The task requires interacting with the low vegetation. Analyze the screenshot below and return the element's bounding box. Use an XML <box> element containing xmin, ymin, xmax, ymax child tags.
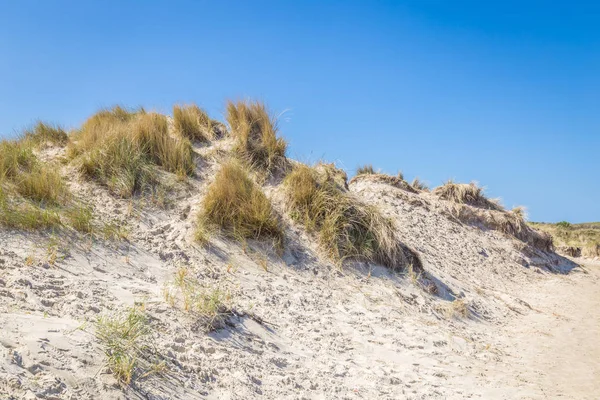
<box><xmin>411</xmin><ymin>177</ymin><xmax>429</xmax><ymax>191</ymax></box>
<box><xmin>69</xmin><ymin>106</ymin><xmax>194</xmax><ymax>197</ymax></box>
<box><xmin>163</xmin><ymin>267</ymin><xmax>231</xmax><ymax>330</ymax></box>
<box><xmin>197</xmin><ymin>162</ymin><xmax>283</xmax><ymax>246</ymax></box>
<box><xmin>284</xmin><ymin>164</ymin><xmax>418</xmax><ymax>270</ymax></box>
<box><xmin>96</xmin><ymin>306</ymin><xmax>164</xmax><ymax>386</ymax></box>
<box><xmin>226</xmin><ymin>100</ymin><xmax>287</xmax><ymax>173</ymax></box>
<box><xmin>433</xmin><ymin>180</ymin><xmax>502</xmax><ymax>210</ymax></box>
<box><xmin>23</xmin><ymin>122</ymin><xmax>68</xmax><ymax>147</ymax></box>
<box><xmin>173</xmin><ymin>104</ymin><xmax>215</xmax><ymax>142</ymax></box>
<box><xmin>356</xmin><ymin>164</ymin><xmax>375</xmax><ymax>175</ymax></box>
<box><xmin>530</xmin><ymin>221</ymin><xmax>600</xmax><ymax>257</ymax></box>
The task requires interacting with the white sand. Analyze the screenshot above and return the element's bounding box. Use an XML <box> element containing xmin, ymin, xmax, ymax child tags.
<box><xmin>0</xmin><ymin>142</ymin><xmax>596</xmax><ymax>399</ymax></box>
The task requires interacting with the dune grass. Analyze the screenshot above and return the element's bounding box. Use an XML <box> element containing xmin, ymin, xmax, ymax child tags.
<box><xmin>356</xmin><ymin>164</ymin><xmax>375</xmax><ymax>176</ymax></box>
<box><xmin>284</xmin><ymin>164</ymin><xmax>413</xmax><ymax>270</ymax></box>
<box><xmin>163</xmin><ymin>267</ymin><xmax>231</xmax><ymax>330</ymax></box>
<box><xmin>433</xmin><ymin>180</ymin><xmax>502</xmax><ymax>210</ymax></box>
<box><xmin>23</xmin><ymin>122</ymin><xmax>68</xmax><ymax>147</ymax></box>
<box><xmin>411</xmin><ymin>177</ymin><xmax>429</xmax><ymax>191</ymax></box>
<box><xmin>226</xmin><ymin>100</ymin><xmax>287</xmax><ymax>173</ymax></box>
<box><xmin>197</xmin><ymin>162</ymin><xmax>283</xmax><ymax>246</ymax></box>
<box><xmin>173</xmin><ymin>104</ymin><xmax>215</xmax><ymax>142</ymax></box>
<box><xmin>70</xmin><ymin>107</ymin><xmax>194</xmax><ymax>197</ymax></box>
<box><xmin>96</xmin><ymin>306</ymin><xmax>164</xmax><ymax>386</ymax></box>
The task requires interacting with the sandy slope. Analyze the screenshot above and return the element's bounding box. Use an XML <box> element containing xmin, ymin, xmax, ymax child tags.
<box><xmin>0</xmin><ymin>142</ymin><xmax>595</xmax><ymax>399</ymax></box>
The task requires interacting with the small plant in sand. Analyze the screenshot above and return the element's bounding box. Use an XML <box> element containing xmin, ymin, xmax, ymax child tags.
<box><xmin>411</xmin><ymin>177</ymin><xmax>429</xmax><ymax>191</ymax></box>
<box><xmin>284</xmin><ymin>164</ymin><xmax>417</xmax><ymax>271</ymax></box>
<box><xmin>96</xmin><ymin>305</ymin><xmax>165</xmax><ymax>386</ymax></box>
<box><xmin>443</xmin><ymin>298</ymin><xmax>469</xmax><ymax>319</ymax></box>
<box><xmin>197</xmin><ymin>162</ymin><xmax>283</xmax><ymax>247</ymax></box>
<box><xmin>164</xmin><ymin>267</ymin><xmax>232</xmax><ymax>330</ymax></box>
<box><xmin>65</xmin><ymin>204</ymin><xmax>94</xmax><ymax>233</ymax></box>
<box><xmin>102</xmin><ymin>221</ymin><xmax>129</xmax><ymax>241</ymax></box>
<box><xmin>69</xmin><ymin>106</ymin><xmax>194</xmax><ymax>197</ymax></box>
<box><xmin>173</xmin><ymin>104</ymin><xmax>215</xmax><ymax>142</ymax></box>
<box><xmin>356</xmin><ymin>164</ymin><xmax>375</xmax><ymax>176</ymax></box>
<box><xmin>226</xmin><ymin>100</ymin><xmax>287</xmax><ymax>173</ymax></box>
<box><xmin>433</xmin><ymin>180</ymin><xmax>502</xmax><ymax>210</ymax></box>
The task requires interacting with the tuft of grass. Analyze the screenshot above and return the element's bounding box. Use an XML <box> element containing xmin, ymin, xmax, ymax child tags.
<box><xmin>96</xmin><ymin>306</ymin><xmax>163</xmax><ymax>386</ymax></box>
<box><xmin>511</xmin><ymin>206</ymin><xmax>527</xmax><ymax>220</ymax></box>
<box><xmin>173</xmin><ymin>104</ymin><xmax>214</xmax><ymax>142</ymax></box>
<box><xmin>15</xmin><ymin>164</ymin><xmax>68</xmax><ymax>206</ymax></box>
<box><xmin>102</xmin><ymin>221</ymin><xmax>129</xmax><ymax>241</ymax></box>
<box><xmin>411</xmin><ymin>177</ymin><xmax>429</xmax><ymax>191</ymax></box>
<box><xmin>65</xmin><ymin>204</ymin><xmax>94</xmax><ymax>233</ymax></box>
<box><xmin>356</xmin><ymin>164</ymin><xmax>375</xmax><ymax>176</ymax></box>
<box><xmin>0</xmin><ymin>140</ymin><xmax>37</xmax><ymax>180</ymax></box>
<box><xmin>70</xmin><ymin>107</ymin><xmax>194</xmax><ymax>197</ymax></box>
<box><xmin>197</xmin><ymin>162</ymin><xmax>283</xmax><ymax>245</ymax></box>
<box><xmin>433</xmin><ymin>180</ymin><xmax>502</xmax><ymax>210</ymax></box>
<box><xmin>0</xmin><ymin>197</ymin><xmax>62</xmax><ymax>230</ymax></box>
<box><xmin>443</xmin><ymin>298</ymin><xmax>469</xmax><ymax>319</ymax></box>
<box><xmin>226</xmin><ymin>100</ymin><xmax>287</xmax><ymax>173</ymax></box>
<box><xmin>23</xmin><ymin>122</ymin><xmax>68</xmax><ymax>147</ymax></box>
<box><xmin>284</xmin><ymin>164</ymin><xmax>417</xmax><ymax>270</ymax></box>
<box><xmin>164</xmin><ymin>267</ymin><xmax>231</xmax><ymax>330</ymax></box>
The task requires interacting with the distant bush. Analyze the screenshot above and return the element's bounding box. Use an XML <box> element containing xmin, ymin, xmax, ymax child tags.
<box><xmin>197</xmin><ymin>162</ymin><xmax>283</xmax><ymax>246</ymax></box>
<box><xmin>556</xmin><ymin>221</ymin><xmax>572</xmax><ymax>229</ymax></box>
<box><xmin>226</xmin><ymin>100</ymin><xmax>287</xmax><ymax>173</ymax></box>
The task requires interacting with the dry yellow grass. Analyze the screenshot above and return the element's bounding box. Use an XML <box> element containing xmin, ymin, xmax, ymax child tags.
<box><xmin>23</xmin><ymin>122</ymin><xmax>68</xmax><ymax>147</ymax></box>
<box><xmin>356</xmin><ymin>164</ymin><xmax>375</xmax><ymax>175</ymax></box>
<box><xmin>70</xmin><ymin>107</ymin><xmax>194</xmax><ymax>197</ymax></box>
<box><xmin>434</xmin><ymin>180</ymin><xmax>502</xmax><ymax>210</ymax></box>
<box><xmin>226</xmin><ymin>100</ymin><xmax>287</xmax><ymax>173</ymax></box>
<box><xmin>284</xmin><ymin>164</ymin><xmax>419</xmax><ymax>270</ymax></box>
<box><xmin>197</xmin><ymin>162</ymin><xmax>283</xmax><ymax>245</ymax></box>
<box><xmin>173</xmin><ymin>104</ymin><xmax>215</xmax><ymax>142</ymax></box>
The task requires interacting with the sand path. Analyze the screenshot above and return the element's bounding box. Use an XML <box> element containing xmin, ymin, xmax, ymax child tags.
<box><xmin>480</xmin><ymin>259</ymin><xmax>600</xmax><ymax>399</ymax></box>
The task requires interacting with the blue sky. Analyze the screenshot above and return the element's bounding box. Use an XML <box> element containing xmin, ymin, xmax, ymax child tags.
<box><xmin>0</xmin><ymin>1</ymin><xmax>597</xmax><ymax>222</ymax></box>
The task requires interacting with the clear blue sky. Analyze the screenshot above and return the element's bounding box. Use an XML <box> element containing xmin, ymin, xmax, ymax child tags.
<box><xmin>0</xmin><ymin>1</ymin><xmax>597</xmax><ymax>222</ymax></box>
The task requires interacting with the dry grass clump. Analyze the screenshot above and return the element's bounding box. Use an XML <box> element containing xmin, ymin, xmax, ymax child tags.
<box><xmin>197</xmin><ymin>162</ymin><xmax>283</xmax><ymax>245</ymax></box>
<box><xmin>356</xmin><ymin>164</ymin><xmax>375</xmax><ymax>175</ymax></box>
<box><xmin>349</xmin><ymin>171</ymin><xmax>418</xmax><ymax>194</ymax></box>
<box><xmin>452</xmin><ymin>205</ymin><xmax>553</xmax><ymax>252</ymax></box>
<box><xmin>23</xmin><ymin>122</ymin><xmax>68</xmax><ymax>147</ymax></box>
<box><xmin>442</xmin><ymin>298</ymin><xmax>469</xmax><ymax>319</ymax></box>
<box><xmin>96</xmin><ymin>306</ymin><xmax>164</xmax><ymax>386</ymax></box>
<box><xmin>433</xmin><ymin>180</ymin><xmax>502</xmax><ymax>210</ymax></box>
<box><xmin>70</xmin><ymin>107</ymin><xmax>194</xmax><ymax>197</ymax></box>
<box><xmin>226</xmin><ymin>100</ymin><xmax>287</xmax><ymax>173</ymax></box>
<box><xmin>284</xmin><ymin>164</ymin><xmax>419</xmax><ymax>270</ymax></box>
<box><xmin>411</xmin><ymin>177</ymin><xmax>429</xmax><ymax>191</ymax></box>
<box><xmin>173</xmin><ymin>104</ymin><xmax>217</xmax><ymax>142</ymax></box>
